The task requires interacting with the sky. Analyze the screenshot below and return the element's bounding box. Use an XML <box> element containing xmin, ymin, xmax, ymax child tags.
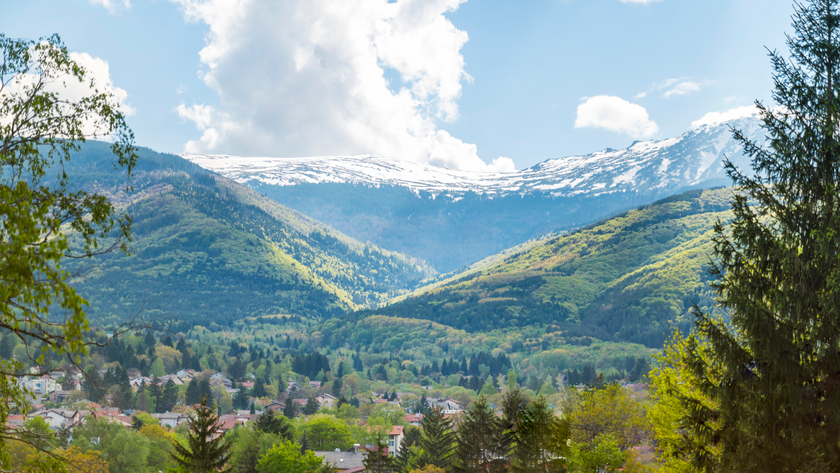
<box><xmin>3</xmin><ymin>0</ymin><xmax>793</xmax><ymax>172</ymax></box>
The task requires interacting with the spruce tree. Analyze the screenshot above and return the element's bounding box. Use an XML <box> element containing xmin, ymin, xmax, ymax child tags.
<box><xmin>255</xmin><ymin>408</ymin><xmax>293</xmax><ymax>440</ymax></box>
<box><xmin>283</xmin><ymin>399</ymin><xmax>299</xmax><ymax>419</ymax></box>
<box><xmin>454</xmin><ymin>396</ymin><xmax>505</xmax><ymax>472</ymax></box>
<box><xmin>171</xmin><ymin>397</ymin><xmax>231</xmax><ymax>472</ymax></box>
<box><xmin>512</xmin><ymin>397</ymin><xmax>569</xmax><ymax>472</ymax></box>
<box><xmin>681</xmin><ymin>1</ymin><xmax>840</xmax><ymax>471</ymax></box>
<box><xmin>417</xmin><ymin>406</ymin><xmax>456</xmax><ymax>470</ymax></box>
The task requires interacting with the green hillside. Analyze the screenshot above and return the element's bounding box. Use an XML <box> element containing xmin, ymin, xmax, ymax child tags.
<box><xmin>62</xmin><ymin>143</ymin><xmax>434</xmax><ymax>325</ymax></box>
<box><xmin>364</xmin><ymin>188</ymin><xmax>733</xmax><ymax>347</ymax></box>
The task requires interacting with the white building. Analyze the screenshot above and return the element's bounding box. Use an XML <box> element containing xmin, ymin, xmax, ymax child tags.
<box><xmin>20</xmin><ymin>376</ymin><xmax>61</xmax><ymax>395</ymax></box>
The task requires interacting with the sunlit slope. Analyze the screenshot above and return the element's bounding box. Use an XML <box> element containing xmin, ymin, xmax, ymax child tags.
<box><xmin>63</xmin><ymin>143</ymin><xmax>433</xmax><ymax>325</ymax></box>
<box><xmin>364</xmin><ymin>188</ymin><xmax>732</xmax><ymax>347</ymax></box>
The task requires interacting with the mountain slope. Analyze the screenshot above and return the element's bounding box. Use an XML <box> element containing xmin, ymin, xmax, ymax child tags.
<box><xmin>62</xmin><ymin>142</ymin><xmax>433</xmax><ymax>325</ymax></box>
<box><xmin>359</xmin><ymin>188</ymin><xmax>733</xmax><ymax>347</ymax></box>
<box><xmin>182</xmin><ymin>117</ymin><xmax>762</xmax><ymax>271</ymax></box>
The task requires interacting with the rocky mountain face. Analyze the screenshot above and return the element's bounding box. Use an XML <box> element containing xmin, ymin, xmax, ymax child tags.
<box><xmin>182</xmin><ymin>117</ymin><xmax>764</xmax><ymax>272</ymax></box>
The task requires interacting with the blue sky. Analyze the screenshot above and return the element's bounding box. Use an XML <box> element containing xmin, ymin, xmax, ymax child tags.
<box><xmin>4</xmin><ymin>0</ymin><xmax>792</xmax><ymax>171</ymax></box>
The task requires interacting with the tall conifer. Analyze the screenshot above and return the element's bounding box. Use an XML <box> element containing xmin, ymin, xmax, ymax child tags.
<box><xmin>683</xmin><ymin>1</ymin><xmax>840</xmax><ymax>471</ymax></box>
<box><xmin>171</xmin><ymin>397</ymin><xmax>231</xmax><ymax>472</ymax></box>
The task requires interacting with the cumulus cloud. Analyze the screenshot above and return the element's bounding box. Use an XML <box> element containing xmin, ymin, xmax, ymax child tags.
<box><xmin>691</xmin><ymin>105</ymin><xmax>759</xmax><ymax>128</ymax></box>
<box><xmin>0</xmin><ymin>48</ymin><xmax>133</xmax><ymax>137</ymax></box>
<box><xmin>89</xmin><ymin>0</ymin><xmax>131</xmax><ymax>14</ymax></box>
<box><xmin>574</xmin><ymin>95</ymin><xmax>659</xmax><ymax>139</ymax></box>
<box><xmin>169</xmin><ymin>0</ymin><xmax>511</xmax><ymax>172</ymax></box>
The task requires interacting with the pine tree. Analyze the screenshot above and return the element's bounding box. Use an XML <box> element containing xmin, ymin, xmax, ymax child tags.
<box><xmin>186</xmin><ymin>378</ymin><xmax>201</xmax><ymax>406</ymax></box>
<box><xmin>674</xmin><ymin>1</ymin><xmax>840</xmax><ymax>471</ymax></box>
<box><xmin>417</xmin><ymin>406</ymin><xmax>456</xmax><ymax>470</ymax></box>
<box><xmin>302</xmin><ymin>397</ymin><xmax>320</xmax><ymax>415</ymax></box>
<box><xmin>454</xmin><ymin>396</ymin><xmax>505</xmax><ymax>472</ymax></box>
<box><xmin>171</xmin><ymin>397</ymin><xmax>231</xmax><ymax>472</ymax></box>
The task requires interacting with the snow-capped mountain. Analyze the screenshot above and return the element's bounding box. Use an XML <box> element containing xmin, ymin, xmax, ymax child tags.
<box><xmin>180</xmin><ymin>116</ymin><xmax>764</xmax><ymax>272</ymax></box>
<box><xmin>182</xmin><ymin>116</ymin><xmax>763</xmax><ymax>198</ymax></box>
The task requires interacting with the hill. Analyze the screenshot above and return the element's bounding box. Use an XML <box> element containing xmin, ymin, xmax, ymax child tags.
<box><xmin>361</xmin><ymin>188</ymin><xmax>734</xmax><ymax>347</ymax></box>
<box><xmin>61</xmin><ymin>142</ymin><xmax>434</xmax><ymax>325</ymax></box>
<box><xmin>183</xmin><ymin>117</ymin><xmax>761</xmax><ymax>272</ymax></box>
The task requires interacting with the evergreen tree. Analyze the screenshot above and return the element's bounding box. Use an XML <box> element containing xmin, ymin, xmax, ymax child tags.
<box><xmin>0</xmin><ymin>334</ymin><xmax>15</xmax><ymax>359</ymax></box>
<box><xmin>512</xmin><ymin>396</ymin><xmax>569</xmax><ymax>472</ymax></box>
<box><xmin>417</xmin><ymin>406</ymin><xmax>456</xmax><ymax>470</ymax></box>
<box><xmin>669</xmin><ymin>2</ymin><xmax>840</xmax><ymax>471</ymax></box>
<box><xmin>252</xmin><ymin>378</ymin><xmax>267</xmax><ymax>398</ymax></box>
<box><xmin>394</xmin><ymin>425</ymin><xmax>422</xmax><ymax>472</ymax></box>
<box><xmin>159</xmin><ymin>379</ymin><xmax>178</xmax><ymax>412</ymax></box>
<box><xmin>186</xmin><ymin>378</ymin><xmax>201</xmax><ymax>406</ymax></box>
<box><xmin>302</xmin><ymin>397</ymin><xmax>320</xmax><ymax>415</ymax></box>
<box><xmin>171</xmin><ymin>397</ymin><xmax>231</xmax><ymax>472</ymax></box>
<box><xmin>363</xmin><ymin>434</ymin><xmax>394</xmax><ymax>473</ymax></box>
<box><xmin>255</xmin><ymin>409</ymin><xmax>293</xmax><ymax>440</ymax></box>
<box><xmin>143</xmin><ymin>331</ymin><xmax>156</xmax><ymax>348</ymax></box>
<box><xmin>332</xmin><ymin>377</ymin><xmax>343</xmax><ymax>398</ymax></box>
<box><xmin>454</xmin><ymin>396</ymin><xmax>505</xmax><ymax>472</ymax></box>
<box><xmin>283</xmin><ymin>399</ymin><xmax>299</xmax><ymax>419</ymax></box>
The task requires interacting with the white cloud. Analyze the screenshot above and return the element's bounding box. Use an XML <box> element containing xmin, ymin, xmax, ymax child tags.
<box><xmin>691</xmin><ymin>105</ymin><xmax>759</xmax><ymax>128</ymax></box>
<box><xmin>618</xmin><ymin>0</ymin><xmax>662</xmax><ymax>4</ymax></box>
<box><xmin>663</xmin><ymin>80</ymin><xmax>712</xmax><ymax>98</ymax></box>
<box><xmin>574</xmin><ymin>95</ymin><xmax>659</xmax><ymax>139</ymax></box>
<box><xmin>0</xmin><ymin>48</ymin><xmax>133</xmax><ymax>138</ymax></box>
<box><xmin>632</xmin><ymin>91</ymin><xmax>647</xmax><ymax>100</ymax></box>
<box><xmin>89</xmin><ymin>0</ymin><xmax>131</xmax><ymax>14</ymax></box>
<box><xmin>169</xmin><ymin>0</ymin><xmax>511</xmax><ymax>172</ymax></box>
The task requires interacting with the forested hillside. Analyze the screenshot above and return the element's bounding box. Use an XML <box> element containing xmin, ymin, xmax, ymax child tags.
<box><xmin>62</xmin><ymin>143</ymin><xmax>434</xmax><ymax>325</ymax></box>
<box><xmin>364</xmin><ymin>188</ymin><xmax>733</xmax><ymax>347</ymax></box>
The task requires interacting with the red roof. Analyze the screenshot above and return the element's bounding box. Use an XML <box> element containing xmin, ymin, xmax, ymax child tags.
<box><xmin>389</xmin><ymin>425</ymin><xmax>404</xmax><ymax>436</ymax></box>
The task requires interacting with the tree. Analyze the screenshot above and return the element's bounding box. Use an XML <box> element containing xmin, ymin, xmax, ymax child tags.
<box><xmin>150</xmin><ymin>358</ymin><xmax>165</xmax><ymax>377</ymax></box>
<box><xmin>255</xmin><ymin>408</ymin><xmax>293</xmax><ymax>439</ymax></box>
<box><xmin>454</xmin><ymin>396</ymin><xmax>504</xmax><ymax>472</ymax></box>
<box><xmin>303</xmin><ymin>415</ymin><xmax>353</xmax><ymax>451</ymax></box>
<box><xmin>0</xmin><ymin>33</ymin><xmax>136</xmax><ymax>455</ymax></box>
<box><xmin>568</xmin><ymin>434</ymin><xmax>626</xmax><ymax>473</ymax></box>
<box><xmin>303</xmin><ymin>397</ymin><xmax>320</xmax><ymax>415</ymax></box>
<box><xmin>416</xmin><ymin>406</ymin><xmax>456</xmax><ymax>470</ymax></box>
<box><xmin>72</xmin><ymin>416</ymin><xmax>150</xmax><ymax>473</ymax></box>
<box><xmin>512</xmin><ymin>396</ymin><xmax>569</xmax><ymax>472</ymax></box>
<box><xmin>171</xmin><ymin>397</ymin><xmax>231</xmax><ymax>472</ymax></box>
<box><xmin>363</xmin><ymin>434</ymin><xmax>394</xmax><ymax>473</ymax></box>
<box><xmin>59</xmin><ymin>446</ymin><xmax>110</xmax><ymax>473</ymax></box>
<box><xmin>256</xmin><ymin>440</ymin><xmax>329</xmax><ymax>473</ymax></box>
<box><xmin>671</xmin><ymin>1</ymin><xmax>840</xmax><ymax>471</ymax></box>
<box><xmin>569</xmin><ymin>384</ymin><xmax>649</xmax><ymax>451</ymax></box>
<box><xmin>227</xmin><ymin>427</ymin><xmax>286</xmax><ymax>473</ymax></box>
<box><xmin>284</xmin><ymin>399</ymin><xmax>299</xmax><ymax>419</ymax></box>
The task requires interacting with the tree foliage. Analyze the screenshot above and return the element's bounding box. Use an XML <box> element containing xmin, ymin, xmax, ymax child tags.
<box><xmin>0</xmin><ymin>32</ymin><xmax>136</xmax><ymax>453</ymax></box>
<box><xmin>170</xmin><ymin>397</ymin><xmax>231</xmax><ymax>472</ymax></box>
<box><xmin>675</xmin><ymin>1</ymin><xmax>840</xmax><ymax>471</ymax></box>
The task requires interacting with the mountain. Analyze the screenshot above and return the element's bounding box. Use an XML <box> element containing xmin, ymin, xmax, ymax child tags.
<box><xmin>182</xmin><ymin>117</ymin><xmax>762</xmax><ymax>272</ymax></box>
<box><xmin>357</xmin><ymin>188</ymin><xmax>734</xmax><ymax>348</ymax></box>
<box><xmin>61</xmin><ymin>142</ymin><xmax>434</xmax><ymax>326</ymax></box>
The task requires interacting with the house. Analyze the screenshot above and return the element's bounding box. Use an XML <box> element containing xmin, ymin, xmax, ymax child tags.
<box><xmin>48</xmin><ymin>390</ymin><xmax>74</xmax><ymax>404</ymax></box>
<box><xmin>263</xmin><ymin>401</ymin><xmax>284</xmax><ymax>413</ymax></box>
<box><xmin>157</xmin><ymin>374</ymin><xmax>185</xmax><ymax>386</ymax></box>
<box><xmin>314</xmin><ymin>450</ymin><xmax>366</xmax><ymax>472</ymax></box>
<box><xmin>315</xmin><ymin>393</ymin><xmax>337</xmax><ymax>408</ymax></box>
<box><xmin>37</xmin><ymin>409</ymin><xmax>81</xmax><ymax>429</ymax></box>
<box><xmin>19</xmin><ymin>375</ymin><xmax>61</xmax><ymax>395</ymax></box>
<box><xmin>152</xmin><ymin>412</ymin><xmax>190</xmax><ymax>428</ymax></box>
<box><xmin>404</xmin><ymin>414</ymin><xmax>424</xmax><ymax>426</ymax></box>
<box><xmin>88</xmin><ymin>410</ymin><xmax>132</xmax><ymax>427</ymax></box>
<box><xmin>387</xmin><ymin>425</ymin><xmax>405</xmax><ymax>456</ymax></box>
<box><xmin>6</xmin><ymin>415</ymin><xmax>26</xmax><ymax>428</ymax></box>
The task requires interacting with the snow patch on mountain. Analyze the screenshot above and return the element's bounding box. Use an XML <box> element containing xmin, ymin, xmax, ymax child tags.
<box><xmin>181</xmin><ymin>117</ymin><xmax>764</xmax><ymax>198</ymax></box>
